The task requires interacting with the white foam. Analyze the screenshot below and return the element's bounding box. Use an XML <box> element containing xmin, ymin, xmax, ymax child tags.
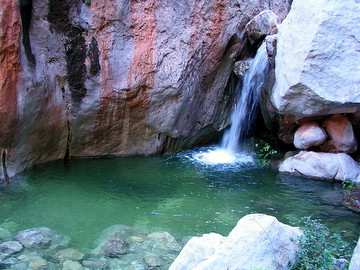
<box><xmin>192</xmin><ymin>148</ymin><xmax>253</xmax><ymax>166</ymax></box>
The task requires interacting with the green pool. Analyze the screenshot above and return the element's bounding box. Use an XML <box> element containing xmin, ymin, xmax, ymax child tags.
<box><xmin>1</xmin><ymin>147</ymin><xmax>359</xmax><ymax>254</ymax></box>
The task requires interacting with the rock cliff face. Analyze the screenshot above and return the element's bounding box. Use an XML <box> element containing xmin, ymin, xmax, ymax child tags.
<box><xmin>0</xmin><ymin>0</ymin><xmax>291</xmax><ymax>179</ymax></box>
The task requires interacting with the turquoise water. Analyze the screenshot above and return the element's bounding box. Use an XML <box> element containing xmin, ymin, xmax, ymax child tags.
<box><xmin>1</xmin><ymin>147</ymin><xmax>359</xmax><ymax>252</ymax></box>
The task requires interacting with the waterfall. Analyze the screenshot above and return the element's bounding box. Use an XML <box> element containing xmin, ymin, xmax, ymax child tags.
<box><xmin>192</xmin><ymin>43</ymin><xmax>270</xmax><ymax>166</ymax></box>
<box><xmin>221</xmin><ymin>43</ymin><xmax>270</xmax><ymax>153</ymax></box>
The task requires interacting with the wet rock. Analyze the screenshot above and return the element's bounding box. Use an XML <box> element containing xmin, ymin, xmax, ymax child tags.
<box><xmin>53</xmin><ymin>248</ymin><xmax>84</xmax><ymax>263</ymax></box>
<box><xmin>265</xmin><ymin>34</ymin><xmax>277</xmax><ymax>64</ymax></box>
<box><xmin>0</xmin><ymin>228</ymin><xmax>12</xmax><ymax>242</ymax></box>
<box><xmin>233</xmin><ymin>59</ymin><xmax>252</xmax><ymax>79</ymax></box>
<box><xmin>279</xmin><ymin>151</ymin><xmax>360</xmax><ymax>184</ymax></box>
<box><xmin>29</xmin><ymin>257</ymin><xmax>47</xmax><ymax>270</ymax></box>
<box><xmin>343</xmin><ymin>188</ymin><xmax>360</xmax><ymax>213</ymax></box>
<box><xmin>294</xmin><ymin>122</ymin><xmax>327</xmax><ymax>149</ymax></box>
<box><xmin>147</xmin><ymin>232</ymin><xmax>182</xmax><ymax>252</ymax></box>
<box><xmin>245</xmin><ymin>10</ymin><xmax>280</xmax><ymax>45</ymax></box>
<box><xmin>14</xmin><ymin>228</ymin><xmax>52</xmax><ymax>248</ymax></box>
<box><xmin>104</xmin><ymin>238</ymin><xmax>130</xmax><ymax>257</ymax></box>
<box><xmin>0</xmin><ymin>241</ymin><xmax>23</xmax><ymax>256</ymax></box>
<box><xmin>350</xmin><ymin>237</ymin><xmax>360</xmax><ymax>270</ymax></box>
<box><xmin>130</xmin><ymin>236</ymin><xmax>145</xmax><ymax>243</ymax></box>
<box><xmin>81</xmin><ymin>257</ymin><xmax>108</xmax><ymax>269</ymax></box>
<box><xmin>170</xmin><ymin>214</ymin><xmax>301</xmax><ymax>270</ymax></box>
<box><xmin>144</xmin><ymin>253</ymin><xmax>162</xmax><ymax>267</ymax></box>
<box><xmin>62</xmin><ymin>260</ymin><xmax>83</xmax><ymax>270</ymax></box>
<box><xmin>321</xmin><ymin>114</ymin><xmax>358</xmax><ymax>153</ymax></box>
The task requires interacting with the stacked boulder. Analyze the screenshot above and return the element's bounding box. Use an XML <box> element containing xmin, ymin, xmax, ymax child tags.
<box><xmin>269</xmin><ymin>0</ymin><xmax>360</xmax><ymax>185</ymax></box>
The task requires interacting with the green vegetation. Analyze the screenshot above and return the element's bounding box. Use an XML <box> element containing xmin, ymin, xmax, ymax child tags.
<box><xmin>254</xmin><ymin>140</ymin><xmax>277</xmax><ymax>167</ymax></box>
<box><xmin>85</xmin><ymin>0</ymin><xmax>91</xmax><ymax>6</ymax></box>
<box><xmin>342</xmin><ymin>179</ymin><xmax>358</xmax><ymax>190</ymax></box>
<box><xmin>291</xmin><ymin>217</ymin><xmax>351</xmax><ymax>270</ymax></box>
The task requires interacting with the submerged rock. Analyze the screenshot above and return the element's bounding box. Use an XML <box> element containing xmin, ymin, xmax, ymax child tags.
<box><xmin>294</xmin><ymin>122</ymin><xmax>327</xmax><ymax>149</ymax></box>
<box><xmin>53</xmin><ymin>248</ymin><xmax>84</xmax><ymax>263</ymax></box>
<box><xmin>14</xmin><ymin>228</ymin><xmax>52</xmax><ymax>249</ymax></box>
<box><xmin>0</xmin><ymin>228</ymin><xmax>12</xmax><ymax>242</ymax></box>
<box><xmin>81</xmin><ymin>258</ymin><xmax>108</xmax><ymax>269</ymax></box>
<box><xmin>62</xmin><ymin>260</ymin><xmax>83</xmax><ymax>270</ymax></box>
<box><xmin>0</xmin><ymin>241</ymin><xmax>23</xmax><ymax>257</ymax></box>
<box><xmin>279</xmin><ymin>151</ymin><xmax>360</xmax><ymax>184</ymax></box>
<box><xmin>103</xmin><ymin>238</ymin><xmax>130</xmax><ymax>257</ymax></box>
<box><xmin>169</xmin><ymin>214</ymin><xmax>301</xmax><ymax>270</ymax></box>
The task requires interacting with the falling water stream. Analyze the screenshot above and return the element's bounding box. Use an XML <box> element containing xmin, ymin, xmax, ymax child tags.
<box><xmin>195</xmin><ymin>43</ymin><xmax>270</xmax><ymax>165</ymax></box>
<box><xmin>221</xmin><ymin>43</ymin><xmax>269</xmax><ymax>152</ymax></box>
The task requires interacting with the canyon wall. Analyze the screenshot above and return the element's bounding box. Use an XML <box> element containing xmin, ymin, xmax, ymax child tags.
<box><xmin>0</xmin><ymin>0</ymin><xmax>291</xmax><ymax>179</ymax></box>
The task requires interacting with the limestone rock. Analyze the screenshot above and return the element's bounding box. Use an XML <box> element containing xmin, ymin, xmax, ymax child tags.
<box><xmin>294</xmin><ymin>122</ymin><xmax>327</xmax><ymax>149</ymax></box>
<box><xmin>279</xmin><ymin>151</ymin><xmax>360</xmax><ymax>184</ymax></box>
<box><xmin>245</xmin><ymin>10</ymin><xmax>280</xmax><ymax>45</ymax></box>
<box><xmin>14</xmin><ymin>228</ymin><xmax>52</xmax><ymax>248</ymax></box>
<box><xmin>0</xmin><ymin>0</ymin><xmax>292</xmax><ymax>180</ymax></box>
<box><xmin>170</xmin><ymin>214</ymin><xmax>301</xmax><ymax>270</ymax></box>
<box><xmin>350</xmin><ymin>237</ymin><xmax>360</xmax><ymax>270</ymax></box>
<box><xmin>321</xmin><ymin>114</ymin><xmax>358</xmax><ymax>153</ymax></box>
<box><xmin>271</xmin><ymin>0</ymin><xmax>360</xmax><ymax>117</ymax></box>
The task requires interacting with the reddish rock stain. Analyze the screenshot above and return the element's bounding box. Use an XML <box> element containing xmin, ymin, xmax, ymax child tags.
<box><xmin>0</xmin><ymin>0</ymin><xmax>21</xmax><ymax>148</ymax></box>
<box><xmin>91</xmin><ymin>0</ymin><xmax>157</xmax><ymax>153</ymax></box>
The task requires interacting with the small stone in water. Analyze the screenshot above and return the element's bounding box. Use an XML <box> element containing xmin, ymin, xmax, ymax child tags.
<box><xmin>82</xmin><ymin>258</ymin><xmax>108</xmax><ymax>269</ymax></box>
<box><xmin>0</xmin><ymin>228</ymin><xmax>12</xmax><ymax>242</ymax></box>
<box><xmin>29</xmin><ymin>257</ymin><xmax>47</xmax><ymax>270</ymax></box>
<box><xmin>53</xmin><ymin>248</ymin><xmax>84</xmax><ymax>263</ymax></box>
<box><xmin>62</xmin><ymin>260</ymin><xmax>83</xmax><ymax>270</ymax></box>
<box><xmin>104</xmin><ymin>238</ymin><xmax>130</xmax><ymax>257</ymax></box>
<box><xmin>0</xmin><ymin>241</ymin><xmax>23</xmax><ymax>255</ymax></box>
<box><xmin>144</xmin><ymin>253</ymin><xmax>162</xmax><ymax>267</ymax></box>
<box><xmin>15</xmin><ymin>228</ymin><xmax>51</xmax><ymax>248</ymax></box>
<box><xmin>130</xmin><ymin>236</ymin><xmax>145</xmax><ymax>243</ymax></box>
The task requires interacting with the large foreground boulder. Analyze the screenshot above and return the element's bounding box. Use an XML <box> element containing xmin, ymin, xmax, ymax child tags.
<box><xmin>271</xmin><ymin>0</ymin><xmax>360</xmax><ymax>117</ymax></box>
<box><xmin>169</xmin><ymin>214</ymin><xmax>301</xmax><ymax>270</ymax></box>
<box><xmin>350</xmin><ymin>237</ymin><xmax>360</xmax><ymax>270</ymax></box>
<box><xmin>279</xmin><ymin>151</ymin><xmax>360</xmax><ymax>184</ymax></box>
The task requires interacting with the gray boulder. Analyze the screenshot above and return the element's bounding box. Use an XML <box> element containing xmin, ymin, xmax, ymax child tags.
<box><xmin>279</xmin><ymin>151</ymin><xmax>360</xmax><ymax>184</ymax></box>
<box><xmin>294</xmin><ymin>122</ymin><xmax>327</xmax><ymax>149</ymax></box>
<box><xmin>169</xmin><ymin>214</ymin><xmax>301</xmax><ymax>270</ymax></box>
<box><xmin>350</xmin><ymin>237</ymin><xmax>360</xmax><ymax>270</ymax></box>
<box><xmin>271</xmin><ymin>0</ymin><xmax>360</xmax><ymax>117</ymax></box>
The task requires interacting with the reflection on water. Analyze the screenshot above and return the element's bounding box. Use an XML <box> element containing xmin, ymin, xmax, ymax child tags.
<box><xmin>0</xmin><ymin>147</ymin><xmax>359</xmax><ymax>252</ymax></box>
